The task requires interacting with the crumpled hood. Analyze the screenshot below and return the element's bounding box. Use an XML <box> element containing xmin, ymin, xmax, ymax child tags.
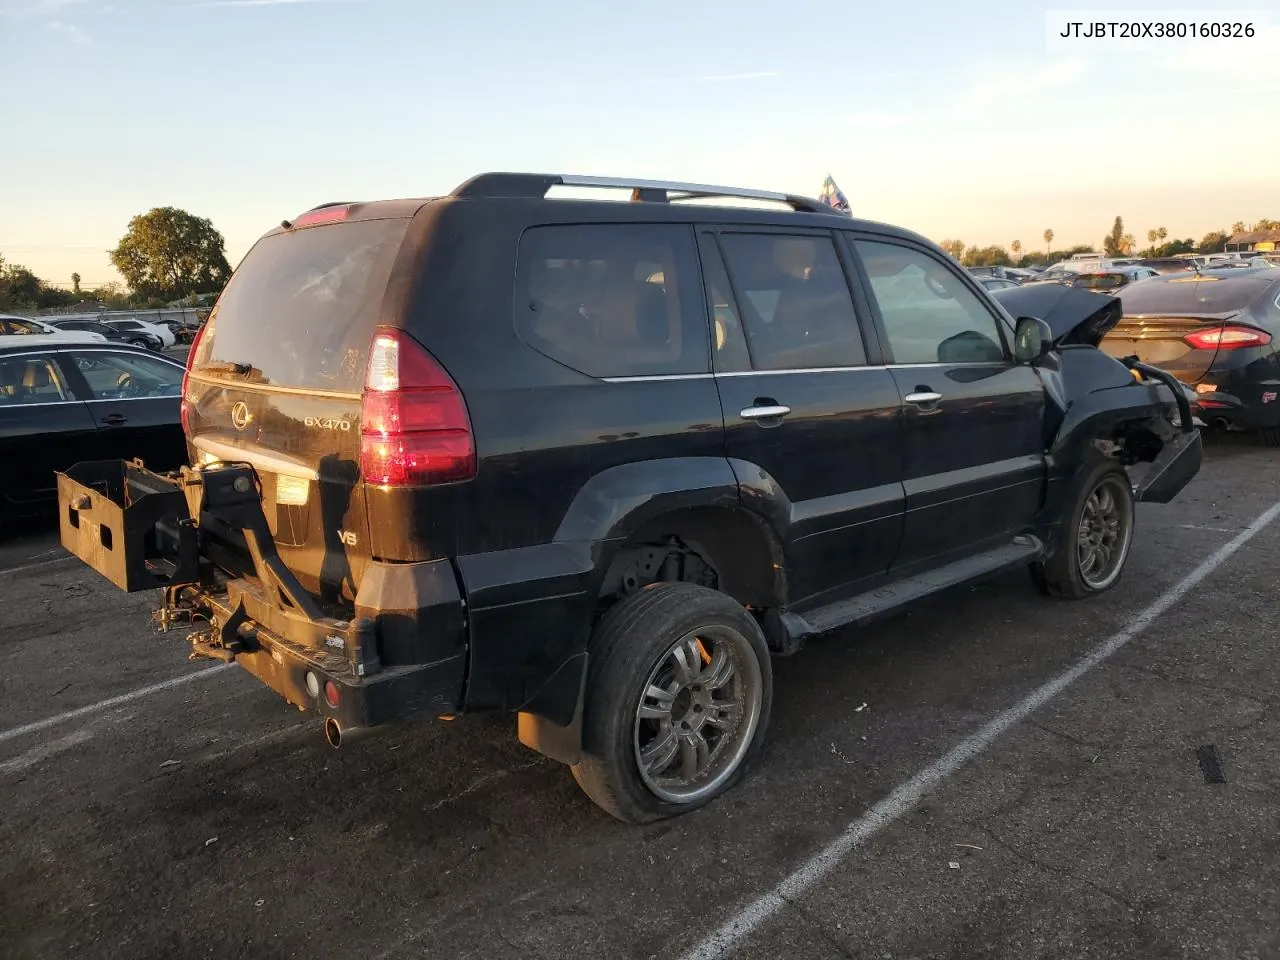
<box><xmin>990</xmin><ymin>285</ymin><xmax>1124</xmax><ymax>348</ymax></box>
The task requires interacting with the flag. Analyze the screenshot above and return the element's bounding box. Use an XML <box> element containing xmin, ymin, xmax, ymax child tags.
<box><xmin>818</xmin><ymin>174</ymin><xmax>850</xmax><ymax>213</ymax></box>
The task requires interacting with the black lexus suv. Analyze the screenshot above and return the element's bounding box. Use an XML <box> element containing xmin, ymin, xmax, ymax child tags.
<box><xmin>58</xmin><ymin>173</ymin><xmax>1202</xmax><ymax>823</ymax></box>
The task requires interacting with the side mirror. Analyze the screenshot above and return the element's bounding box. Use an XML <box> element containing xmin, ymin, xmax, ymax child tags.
<box><xmin>1013</xmin><ymin>316</ymin><xmax>1054</xmax><ymax>364</ymax></box>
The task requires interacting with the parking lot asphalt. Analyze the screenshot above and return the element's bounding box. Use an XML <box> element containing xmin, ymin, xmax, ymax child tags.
<box><xmin>2</xmin><ymin>435</ymin><xmax>1278</xmax><ymax>960</ymax></box>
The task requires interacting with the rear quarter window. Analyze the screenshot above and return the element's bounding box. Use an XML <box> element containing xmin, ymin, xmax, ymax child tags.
<box><xmin>513</xmin><ymin>224</ymin><xmax>709</xmax><ymax>378</ymax></box>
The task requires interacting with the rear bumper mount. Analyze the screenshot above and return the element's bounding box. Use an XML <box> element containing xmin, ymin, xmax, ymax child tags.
<box><xmin>56</xmin><ymin>459</ymin><xmax>465</xmax><ymax>730</ymax></box>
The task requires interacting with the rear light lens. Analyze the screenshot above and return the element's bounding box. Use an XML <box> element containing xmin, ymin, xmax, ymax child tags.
<box><xmin>1183</xmin><ymin>326</ymin><xmax>1271</xmax><ymax>350</ymax></box>
<box><xmin>291</xmin><ymin>204</ymin><xmax>350</xmax><ymax>228</ymax></box>
<box><xmin>180</xmin><ymin>319</ymin><xmax>211</xmax><ymax>434</ymax></box>
<box><xmin>359</xmin><ymin>330</ymin><xmax>476</xmax><ymax>487</ymax></box>
<box><xmin>324</xmin><ymin>680</ymin><xmax>340</xmax><ymax>708</ymax></box>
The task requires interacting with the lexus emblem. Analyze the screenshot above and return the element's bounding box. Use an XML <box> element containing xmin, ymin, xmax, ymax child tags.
<box><xmin>230</xmin><ymin>401</ymin><xmax>252</xmax><ymax>431</ymax></box>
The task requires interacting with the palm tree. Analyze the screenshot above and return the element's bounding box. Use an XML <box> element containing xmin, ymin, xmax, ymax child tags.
<box><xmin>71</xmin><ymin>272</ymin><xmax>81</xmax><ymax>295</ymax></box>
<box><xmin>1044</xmin><ymin>228</ymin><xmax>1054</xmax><ymax>256</ymax></box>
<box><xmin>1011</xmin><ymin>239</ymin><xmax>1022</xmax><ymax>263</ymax></box>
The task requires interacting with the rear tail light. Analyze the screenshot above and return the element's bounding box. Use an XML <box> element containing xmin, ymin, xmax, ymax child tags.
<box><xmin>180</xmin><ymin>319</ymin><xmax>211</xmax><ymax>434</ymax></box>
<box><xmin>289</xmin><ymin>204</ymin><xmax>351</xmax><ymax>228</ymax></box>
<box><xmin>359</xmin><ymin>329</ymin><xmax>476</xmax><ymax>487</ymax></box>
<box><xmin>1183</xmin><ymin>326</ymin><xmax>1271</xmax><ymax>350</ymax></box>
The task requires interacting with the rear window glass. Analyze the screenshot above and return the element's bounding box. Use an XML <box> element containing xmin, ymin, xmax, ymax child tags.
<box><xmin>1073</xmin><ymin>273</ymin><xmax>1126</xmax><ymax>289</ymax></box>
<box><xmin>1118</xmin><ymin>275</ymin><xmax>1275</xmax><ymax>315</ymax></box>
<box><xmin>193</xmin><ymin>218</ymin><xmax>411</xmax><ymax>393</ymax></box>
<box><xmin>514</xmin><ymin>224</ymin><xmax>708</xmax><ymax>378</ymax></box>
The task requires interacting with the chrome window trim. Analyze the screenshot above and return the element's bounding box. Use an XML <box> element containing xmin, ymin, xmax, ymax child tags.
<box><xmin>601</xmin><ymin>360</ymin><xmax>1009</xmax><ymax>382</ymax></box>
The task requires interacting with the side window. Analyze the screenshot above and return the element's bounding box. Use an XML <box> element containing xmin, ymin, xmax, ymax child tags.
<box><xmin>696</xmin><ymin>233</ymin><xmax>752</xmax><ymax>372</ymax></box>
<box><xmin>0</xmin><ymin>357</ymin><xmax>68</xmax><ymax>405</ymax></box>
<box><xmin>856</xmin><ymin>241</ymin><xmax>1008</xmax><ymax>365</ymax></box>
<box><xmin>8</xmin><ymin>319</ymin><xmax>40</xmax><ymax>335</ymax></box>
<box><xmin>514</xmin><ymin>224</ymin><xmax>708</xmax><ymax>378</ymax></box>
<box><xmin>716</xmin><ymin>232</ymin><xmax>866</xmax><ymax>370</ymax></box>
<box><xmin>65</xmin><ymin>351</ymin><xmax>183</xmax><ymax>400</ymax></box>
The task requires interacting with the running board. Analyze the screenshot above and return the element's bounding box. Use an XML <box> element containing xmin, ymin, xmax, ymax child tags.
<box><xmin>780</xmin><ymin>537</ymin><xmax>1045</xmax><ymax>645</ymax></box>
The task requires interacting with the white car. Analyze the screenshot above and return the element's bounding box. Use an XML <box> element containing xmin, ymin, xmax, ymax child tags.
<box><xmin>104</xmin><ymin>317</ymin><xmax>176</xmax><ymax>348</ymax></box>
<box><xmin>0</xmin><ymin>314</ymin><xmax>108</xmax><ymax>342</ymax></box>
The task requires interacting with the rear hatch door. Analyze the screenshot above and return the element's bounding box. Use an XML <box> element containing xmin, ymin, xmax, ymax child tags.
<box><xmin>185</xmin><ymin>210</ymin><xmax>414</xmax><ymax>602</ymax></box>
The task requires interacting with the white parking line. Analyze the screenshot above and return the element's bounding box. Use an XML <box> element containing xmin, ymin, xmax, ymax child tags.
<box><xmin>678</xmin><ymin>499</ymin><xmax>1280</xmax><ymax>960</ymax></box>
<box><xmin>2</xmin><ymin>555</ymin><xmax>77</xmax><ymax>576</ymax></box>
<box><xmin>0</xmin><ymin>665</ymin><xmax>233</xmax><ymax>746</ymax></box>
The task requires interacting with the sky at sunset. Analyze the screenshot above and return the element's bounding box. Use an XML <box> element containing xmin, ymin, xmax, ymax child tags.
<box><xmin>2</xmin><ymin>0</ymin><xmax>1278</xmax><ymax>289</ymax></box>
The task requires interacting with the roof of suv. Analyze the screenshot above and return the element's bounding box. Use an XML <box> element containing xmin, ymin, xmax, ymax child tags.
<box><xmin>266</xmin><ymin>172</ymin><xmax>932</xmax><ymax>248</ymax></box>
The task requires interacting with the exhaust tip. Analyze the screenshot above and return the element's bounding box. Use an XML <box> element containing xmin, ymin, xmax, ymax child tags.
<box><xmin>323</xmin><ymin>717</ymin><xmax>342</xmax><ymax>749</ymax></box>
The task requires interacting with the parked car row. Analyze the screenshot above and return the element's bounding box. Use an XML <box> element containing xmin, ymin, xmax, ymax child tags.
<box><xmin>0</xmin><ymin>341</ymin><xmax>187</xmax><ymax>520</ymax></box>
<box><xmin>0</xmin><ymin>312</ymin><xmax>199</xmax><ymax>351</ymax></box>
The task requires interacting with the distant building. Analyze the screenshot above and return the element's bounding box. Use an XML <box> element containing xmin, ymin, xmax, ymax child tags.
<box><xmin>1225</xmin><ymin>229</ymin><xmax>1280</xmax><ymax>253</ymax></box>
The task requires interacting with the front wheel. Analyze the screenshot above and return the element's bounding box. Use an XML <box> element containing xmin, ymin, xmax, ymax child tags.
<box><xmin>1031</xmin><ymin>459</ymin><xmax>1135</xmax><ymax>599</ymax></box>
<box><xmin>571</xmin><ymin>582</ymin><xmax>773</xmax><ymax>824</ymax></box>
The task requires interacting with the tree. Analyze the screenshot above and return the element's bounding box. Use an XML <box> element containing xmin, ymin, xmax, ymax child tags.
<box><xmin>0</xmin><ymin>263</ymin><xmax>42</xmax><ymax>308</ymax></box>
<box><xmin>1232</xmin><ymin>221</ymin><xmax>1247</xmax><ymax>234</ymax></box>
<box><xmin>1255</xmin><ymin>218</ymin><xmax>1280</xmax><ymax>230</ymax></box>
<box><xmin>1156</xmin><ymin>238</ymin><xmax>1195</xmax><ymax>256</ymax></box>
<box><xmin>71</xmin><ymin>272</ymin><xmax>81</xmax><ymax>295</ymax></box>
<box><xmin>109</xmin><ymin>207</ymin><xmax>232</xmax><ymax>301</ymax></box>
<box><xmin>962</xmin><ymin>244</ymin><xmax>1012</xmax><ymax>267</ymax></box>
<box><xmin>1103</xmin><ymin>216</ymin><xmax>1126</xmax><ymax>257</ymax></box>
<box><xmin>1043</xmin><ymin>228</ymin><xmax>1054</xmax><ymax>255</ymax></box>
<box><xmin>1198</xmin><ymin>230</ymin><xmax>1229</xmax><ymax>254</ymax></box>
<box><xmin>1121</xmin><ymin>233</ymin><xmax>1136</xmax><ymax>255</ymax></box>
<box><xmin>939</xmin><ymin>239</ymin><xmax>966</xmax><ymax>260</ymax></box>
<box><xmin>1011</xmin><ymin>239</ymin><xmax>1022</xmax><ymax>262</ymax></box>
<box><xmin>1064</xmin><ymin>244</ymin><xmax>1096</xmax><ymax>257</ymax></box>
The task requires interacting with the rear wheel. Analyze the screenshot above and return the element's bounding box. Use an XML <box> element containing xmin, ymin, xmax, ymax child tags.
<box><xmin>1032</xmin><ymin>458</ymin><xmax>1135</xmax><ymax>599</ymax></box>
<box><xmin>571</xmin><ymin>582</ymin><xmax>772</xmax><ymax>824</ymax></box>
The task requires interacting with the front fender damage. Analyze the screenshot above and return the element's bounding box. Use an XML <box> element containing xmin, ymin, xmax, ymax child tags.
<box><xmin>1040</xmin><ymin>346</ymin><xmax>1202</xmax><ymax>506</ymax></box>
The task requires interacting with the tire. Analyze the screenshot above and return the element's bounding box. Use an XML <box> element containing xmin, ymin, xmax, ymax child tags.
<box><xmin>128</xmin><ymin>338</ymin><xmax>149</xmax><ymax>348</ymax></box>
<box><xmin>570</xmin><ymin>582</ymin><xmax>773</xmax><ymax>824</ymax></box>
<box><xmin>1260</xmin><ymin>427</ymin><xmax>1280</xmax><ymax>448</ymax></box>
<box><xmin>1031</xmin><ymin>458</ymin><xmax>1135</xmax><ymax>600</ymax></box>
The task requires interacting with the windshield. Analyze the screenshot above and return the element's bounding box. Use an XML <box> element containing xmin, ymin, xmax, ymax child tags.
<box><xmin>192</xmin><ymin>217</ymin><xmax>412</xmax><ymax>393</ymax></box>
<box><xmin>1073</xmin><ymin>273</ymin><xmax>1127</xmax><ymax>289</ymax></box>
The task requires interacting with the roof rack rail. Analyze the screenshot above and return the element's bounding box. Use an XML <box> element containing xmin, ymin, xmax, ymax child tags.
<box><xmin>449</xmin><ymin>173</ymin><xmax>847</xmax><ymax>216</ymax></box>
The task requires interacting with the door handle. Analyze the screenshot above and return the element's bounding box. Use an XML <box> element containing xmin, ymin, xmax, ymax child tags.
<box><xmin>102</xmin><ymin>413</ymin><xmax>128</xmax><ymax>426</ymax></box>
<box><xmin>903</xmin><ymin>391</ymin><xmax>942</xmax><ymax>405</ymax></box>
<box><xmin>740</xmin><ymin>404</ymin><xmax>791</xmax><ymax>421</ymax></box>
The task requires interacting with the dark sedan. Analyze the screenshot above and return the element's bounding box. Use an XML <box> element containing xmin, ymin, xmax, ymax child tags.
<box><xmin>1098</xmin><ymin>266</ymin><xmax>1280</xmax><ymax>444</ymax></box>
<box><xmin>1070</xmin><ymin>266</ymin><xmax>1161</xmax><ymax>293</ymax></box>
<box><xmin>0</xmin><ymin>342</ymin><xmax>187</xmax><ymax>522</ymax></box>
<box><xmin>1136</xmin><ymin>258</ymin><xmax>1197</xmax><ymax>275</ymax></box>
<box><xmin>51</xmin><ymin>318</ymin><xmax>159</xmax><ymax>348</ymax></box>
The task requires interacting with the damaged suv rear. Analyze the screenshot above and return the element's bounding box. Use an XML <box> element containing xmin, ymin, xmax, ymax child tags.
<box><xmin>57</xmin><ymin>173</ymin><xmax>1201</xmax><ymax>823</ymax></box>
